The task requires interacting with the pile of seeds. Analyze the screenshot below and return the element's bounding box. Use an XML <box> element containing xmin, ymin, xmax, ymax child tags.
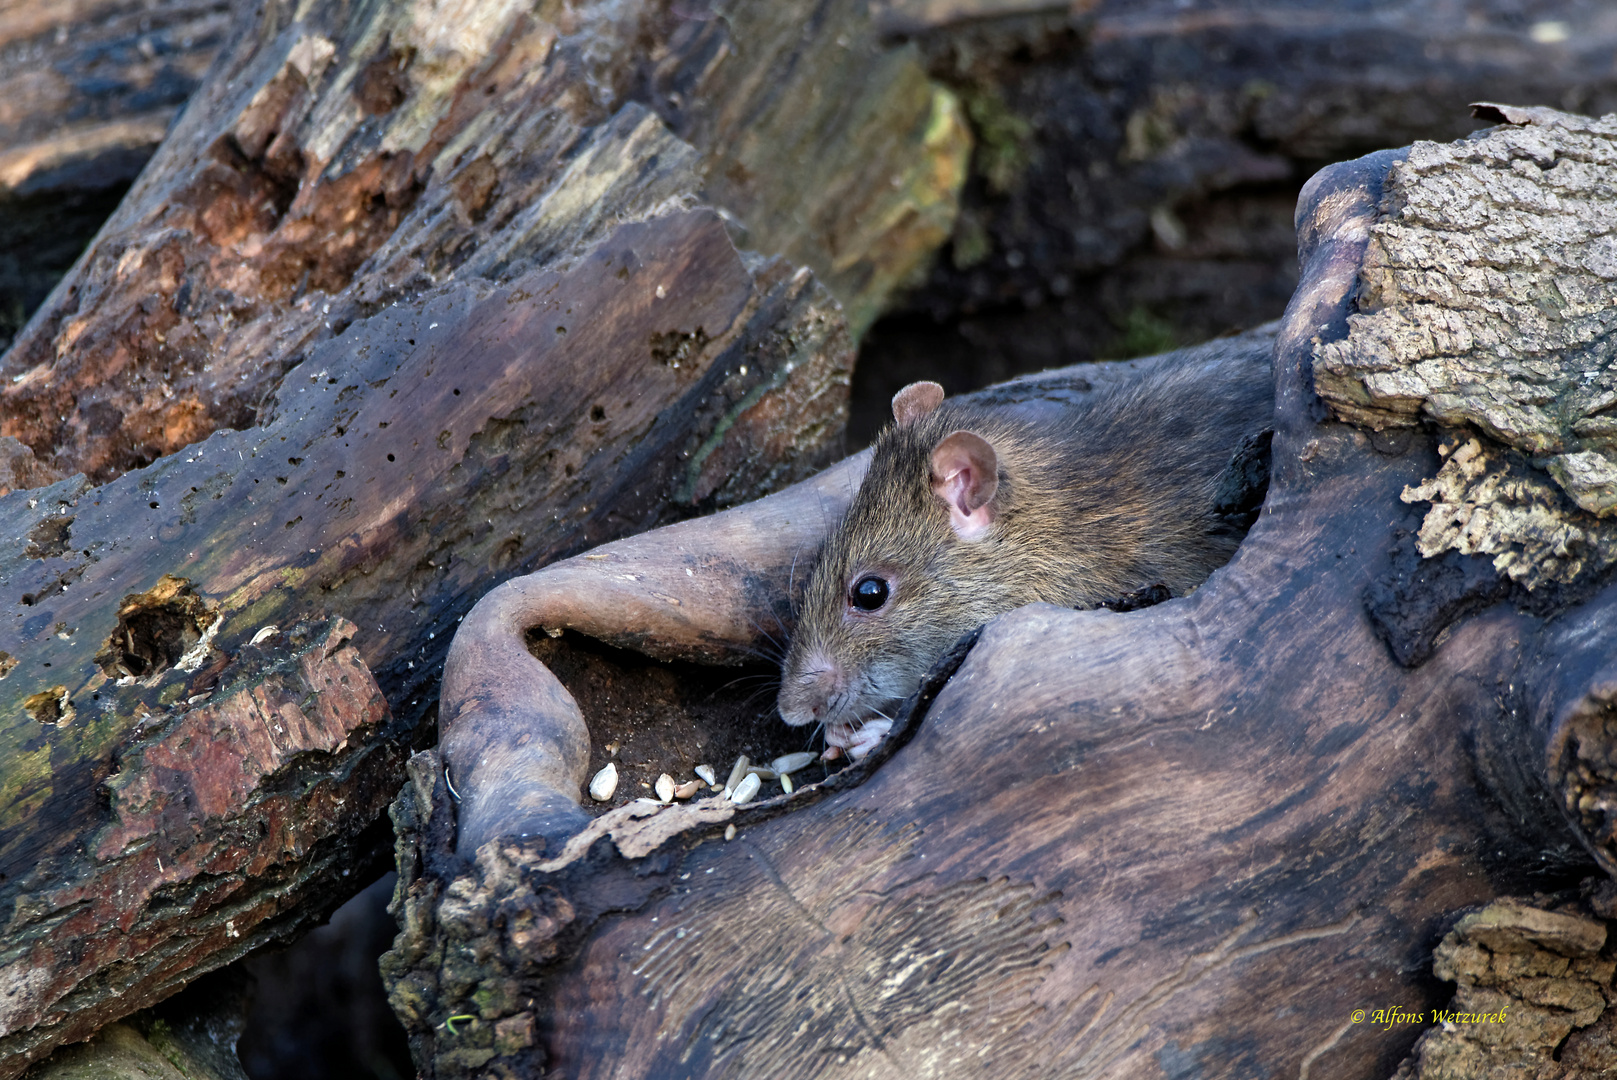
<box><xmin>587</xmin><ymin>751</ymin><xmax>822</xmax><ymax>806</ymax></box>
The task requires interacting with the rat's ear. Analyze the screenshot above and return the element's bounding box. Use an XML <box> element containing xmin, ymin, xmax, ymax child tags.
<box><xmin>930</xmin><ymin>430</ymin><xmax>999</xmax><ymax>540</ymax></box>
<box><xmin>892</xmin><ymin>381</ymin><xmax>945</xmax><ymax>427</ymax></box>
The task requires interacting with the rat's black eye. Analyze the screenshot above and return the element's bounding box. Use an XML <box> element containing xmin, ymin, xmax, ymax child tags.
<box><xmin>850</xmin><ymin>575</ymin><xmax>889</xmax><ymax>611</ymax></box>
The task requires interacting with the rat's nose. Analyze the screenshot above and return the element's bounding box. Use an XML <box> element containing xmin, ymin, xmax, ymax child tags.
<box><xmin>778</xmin><ymin>649</ymin><xmax>843</xmax><ymax>727</ymax></box>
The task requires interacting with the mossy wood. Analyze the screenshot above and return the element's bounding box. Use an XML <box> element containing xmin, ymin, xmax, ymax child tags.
<box><xmin>388</xmin><ymin>109</ymin><xmax>1617</xmax><ymax>1079</ymax></box>
<box><xmin>0</xmin><ymin>0</ymin><xmax>983</xmax><ymax>1071</ymax></box>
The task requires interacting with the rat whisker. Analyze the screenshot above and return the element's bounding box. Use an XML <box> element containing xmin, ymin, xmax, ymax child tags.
<box><xmin>709</xmin><ymin>671</ymin><xmax>778</xmax><ymax>698</ymax></box>
<box><xmin>730</xmin><ymin>635</ymin><xmax>784</xmax><ymax>667</ymax></box>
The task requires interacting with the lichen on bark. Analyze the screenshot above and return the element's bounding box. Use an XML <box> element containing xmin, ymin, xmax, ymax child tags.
<box><xmin>1393</xmin><ymin>898</ymin><xmax>1617</xmax><ymax>1079</ymax></box>
<box><xmin>1400</xmin><ymin>435</ymin><xmax>1617</xmax><ymax>587</ymax></box>
<box><xmin>1314</xmin><ymin>105</ymin><xmax>1617</xmax><ymax>588</ymax></box>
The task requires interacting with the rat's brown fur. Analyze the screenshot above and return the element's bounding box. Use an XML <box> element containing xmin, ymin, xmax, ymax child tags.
<box><xmin>778</xmin><ymin>350</ymin><xmax>1273</xmax><ymax>754</ymax></box>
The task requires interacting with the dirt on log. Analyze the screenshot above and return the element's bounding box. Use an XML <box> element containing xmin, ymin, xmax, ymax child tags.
<box><xmin>0</xmin><ymin>0</ymin><xmax>997</xmax><ymax>1070</ymax></box>
<box><xmin>378</xmin><ymin>109</ymin><xmax>1617</xmax><ymax>1079</ymax></box>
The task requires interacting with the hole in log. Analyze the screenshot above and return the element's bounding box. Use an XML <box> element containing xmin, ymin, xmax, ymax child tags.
<box><xmin>528</xmin><ymin>631</ymin><xmax>831</xmax><ymax>816</ymax></box>
<box><xmin>24</xmin><ymin>685</ymin><xmax>71</xmax><ymax>725</ymax></box>
<box><xmin>354</xmin><ymin>51</ymin><xmax>410</xmax><ymax>115</ymax></box>
<box><xmin>96</xmin><ymin>575</ymin><xmax>217</xmax><ymax>679</ymax></box>
<box><xmin>649</xmin><ymin>327</ymin><xmax>710</xmax><ymax>368</ymax></box>
<box><xmin>24</xmin><ymin>515</ymin><xmax>73</xmax><ymax>559</ymax></box>
<box><xmin>490</xmin><ymin>535</ymin><xmax>523</xmax><ymax>570</ymax></box>
<box><xmin>0</xmin><ymin>652</ymin><xmax>15</xmax><ymax>678</ymax></box>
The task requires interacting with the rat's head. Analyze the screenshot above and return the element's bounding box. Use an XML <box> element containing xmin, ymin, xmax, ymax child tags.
<box><xmin>779</xmin><ymin>381</ymin><xmax>1018</xmax><ymax>757</ymax></box>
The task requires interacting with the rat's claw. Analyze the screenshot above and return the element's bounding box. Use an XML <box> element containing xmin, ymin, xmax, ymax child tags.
<box><xmin>844</xmin><ymin>718</ymin><xmax>892</xmax><ymax>760</ymax></box>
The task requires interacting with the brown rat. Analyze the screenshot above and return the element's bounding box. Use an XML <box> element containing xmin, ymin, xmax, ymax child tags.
<box><xmin>777</xmin><ymin>350</ymin><xmax>1274</xmax><ymax>758</ymax></box>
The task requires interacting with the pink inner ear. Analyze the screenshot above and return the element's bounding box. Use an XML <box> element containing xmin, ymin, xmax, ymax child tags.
<box><xmin>930</xmin><ymin>431</ymin><xmax>999</xmax><ymax>538</ymax></box>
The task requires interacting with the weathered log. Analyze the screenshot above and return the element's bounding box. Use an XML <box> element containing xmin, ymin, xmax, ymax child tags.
<box><xmin>0</xmin><ymin>0</ymin><xmax>227</xmax><ymax>198</ymax></box>
<box><xmin>383</xmin><ymin>109</ymin><xmax>1617</xmax><ymax>1078</ymax></box>
<box><xmin>852</xmin><ymin>0</ymin><xmax>1617</xmax><ymax>436</ymax></box>
<box><xmin>0</xmin><ymin>0</ymin><xmax>229</xmax><ymax>353</ymax></box>
<box><xmin>24</xmin><ymin>969</ymin><xmax>252</xmax><ymax>1080</ymax></box>
<box><xmin>0</xmin><ymin>0</ymin><xmax>987</xmax><ymax>1070</ymax></box>
<box><xmin>0</xmin><ymin>0</ymin><xmax>966</xmax><ymax>485</ymax></box>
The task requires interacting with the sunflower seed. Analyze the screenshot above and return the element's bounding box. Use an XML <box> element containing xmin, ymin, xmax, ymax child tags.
<box><xmin>724</xmin><ymin>755</ymin><xmax>750</xmax><ymax>796</ymax></box>
<box><xmin>674</xmin><ymin>780</ymin><xmax>702</xmax><ymax>799</ymax></box>
<box><xmin>745</xmin><ymin>766</ymin><xmax>778</xmax><ymax>780</ymax></box>
<box><xmin>655</xmin><ymin>773</ymin><xmax>675</xmax><ymax>803</ymax></box>
<box><xmin>588</xmin><ymin>762</ymin><xmax>618</xmax><ymax>801</ymax></box>
<box><xmin>694</xmin><ymin>764</ymin><xmax>717</xmax><ymax>785</ymax></box>
<box><xmin>781</xmin><ymin>772</ymin><xmax>794</xmax><ymax>794</ymax></box>
<box><xmin>771</xmin><ymin>752</ymin><xmax>818</xmax><ymax>775</ymax></box>
<box><xmin>730</xmin><ymin>773</ymin><xmax>761</xmax><ymax>805</ymax></box>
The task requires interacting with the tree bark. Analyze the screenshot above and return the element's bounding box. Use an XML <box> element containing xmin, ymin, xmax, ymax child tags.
<box><xmin>383</xmin><ymin>109</ymin><xmax>1617</xmax><ymax>1079</ymax></box>
<box><xmin>0</xmin><ymin>0</ymin><xmax>229</xmax><ymax>351</ymax></box>
<box><xmin>0</xmin><ymin>0</ymin><xmax>979</xmax><ymax>1071</ymax></box>
<box><xmin>0</xmin><ymin>0</ymin><xmax>227</xmax><ymax>199</ymax></box>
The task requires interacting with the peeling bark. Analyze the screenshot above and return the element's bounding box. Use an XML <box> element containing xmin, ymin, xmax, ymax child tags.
<box><xmin>1393</xmin><ymin>897</ymin><xmax>1617</xmax><ymax>1079</ymax></box>
<box><xmin>1315</xmin><ymin>106</ymin><xmax>1617</xmax><ymax>589</ymax></box>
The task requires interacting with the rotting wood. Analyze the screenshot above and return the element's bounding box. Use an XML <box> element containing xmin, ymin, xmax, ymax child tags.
<box><xmin>383</xmin><ymin>111</ymin><xmax>1617</xmax><ymax>1079</ymax></box>
<box><xmin>0</xmin><ymin>0</ymin><xmax>989</xmax><ymax>1068</ymax></box>
<box><xmin>0</xmin><ymin>0</ymin><xmax>228</xmax><ymax>199</ymax></box>
<box><xmin>3</xmin><ymin>617</ymin><xmax>394</xmax><ymax>1076</ymax></box>
<box><xmin>0</xmin><ymin>0</ymin><xmax>231</xmax><ymax>352</ymax></box>
<box><xmin>0</xmin><ymin>0</ymin><xmax>966</xmax><ymax>485</ymax></box>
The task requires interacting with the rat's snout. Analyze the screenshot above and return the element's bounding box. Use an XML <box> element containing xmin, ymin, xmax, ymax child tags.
<box><xmin>777</xmin><ymin>647</ymin><xmax>845</xmax><ymax>728</ymax></box>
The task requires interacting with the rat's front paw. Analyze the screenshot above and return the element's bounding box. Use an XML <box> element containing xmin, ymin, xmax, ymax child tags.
<box><xmin>828</xmin><ymin>717</ymin><xmax>892</xmax><ymax>761</ymax></box>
